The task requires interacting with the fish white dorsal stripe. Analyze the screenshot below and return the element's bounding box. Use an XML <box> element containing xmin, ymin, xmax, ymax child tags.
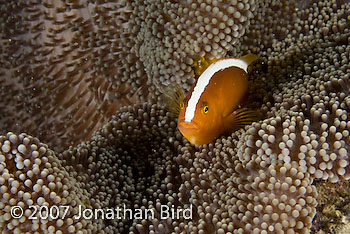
<box><xmin>184</xmin><ymin>58</ymin><xmax>248</xmax><ymax>122</ymax></box>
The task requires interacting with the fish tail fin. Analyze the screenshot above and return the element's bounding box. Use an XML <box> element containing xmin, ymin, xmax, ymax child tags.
<box><xmin>239</xmin><ymin>54</ymin><xmax>259</xmax><ymax>66</ymax></box>
<box><xmin>160</xmin><ymin>83</ymin><xmax>185</xmax><ymax>117</ymax></box>
<box><xmin>225</xmin><ymin>108</ymin><xmax>261</xmax><ymax>131</ymax></box>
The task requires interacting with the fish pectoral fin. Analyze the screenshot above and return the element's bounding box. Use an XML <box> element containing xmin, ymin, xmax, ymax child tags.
<box><xmin>223</xmin><ymin>108</ymin><xmax>260</xmax><ymax>132</ymax></box>
<box><xmin>160</xmin><ymin>83</ymin><xmax>185</xmax><ymax>117</ymax></box>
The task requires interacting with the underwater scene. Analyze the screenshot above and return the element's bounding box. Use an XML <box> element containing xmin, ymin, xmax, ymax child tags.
<box><xmin>0</xmin><ymin>0</ymin><xmax>350</xmax><ymax>233</ymax></box>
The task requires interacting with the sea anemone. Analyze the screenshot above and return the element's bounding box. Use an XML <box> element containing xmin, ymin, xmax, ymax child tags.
<box><xmin>1</xmin><ymin>0</ymin><xmax>350</xmax><ymax>233</ymax></box>
<box><xmin>0</xmin><ymin>0</ymin><xmax>255</xmax><ymax>151</ymax></box>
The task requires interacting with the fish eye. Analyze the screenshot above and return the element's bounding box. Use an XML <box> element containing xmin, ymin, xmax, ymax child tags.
<box><xmin>202</xmin><ymin>105</ymin><xmax>209</xmax><ymax>114</ymax></box>
<box><xmin>180</xmin><ymin>102</ymin><xmax>184</xmax><ymax>109</ymax></box>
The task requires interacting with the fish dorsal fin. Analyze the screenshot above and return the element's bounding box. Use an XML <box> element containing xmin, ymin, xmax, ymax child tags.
<box><xmin>238</xmin><ymin>54</ymin><xmax>259</xmax><ymax>67</ymax></box>
<box><xmin>193</xmin><ymin>54</ymin><xmax>259</xmax><ymax>76</ymax></box>
<box><xmin>193</xmin><ymin>55</ymin><xmax>221</xmax><ymax>76</ymax></box>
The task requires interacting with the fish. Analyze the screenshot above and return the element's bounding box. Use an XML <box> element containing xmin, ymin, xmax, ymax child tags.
<box><xmin>163</xmin><ymin>54</ymin><xmax>259</xmax><ymax>145</ymax></box>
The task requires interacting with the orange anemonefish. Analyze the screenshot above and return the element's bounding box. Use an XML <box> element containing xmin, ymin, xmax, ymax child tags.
<box><xmin>164</xmin><ymin>54</ymin><xmax>259</xmax><ymax>145</ymax></box>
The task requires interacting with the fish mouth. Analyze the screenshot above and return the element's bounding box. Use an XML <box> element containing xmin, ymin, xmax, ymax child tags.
<box><xmin>178</xmin><ymin>119</ymin><xmax>200</xmax><ymax>131</ymax></box>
